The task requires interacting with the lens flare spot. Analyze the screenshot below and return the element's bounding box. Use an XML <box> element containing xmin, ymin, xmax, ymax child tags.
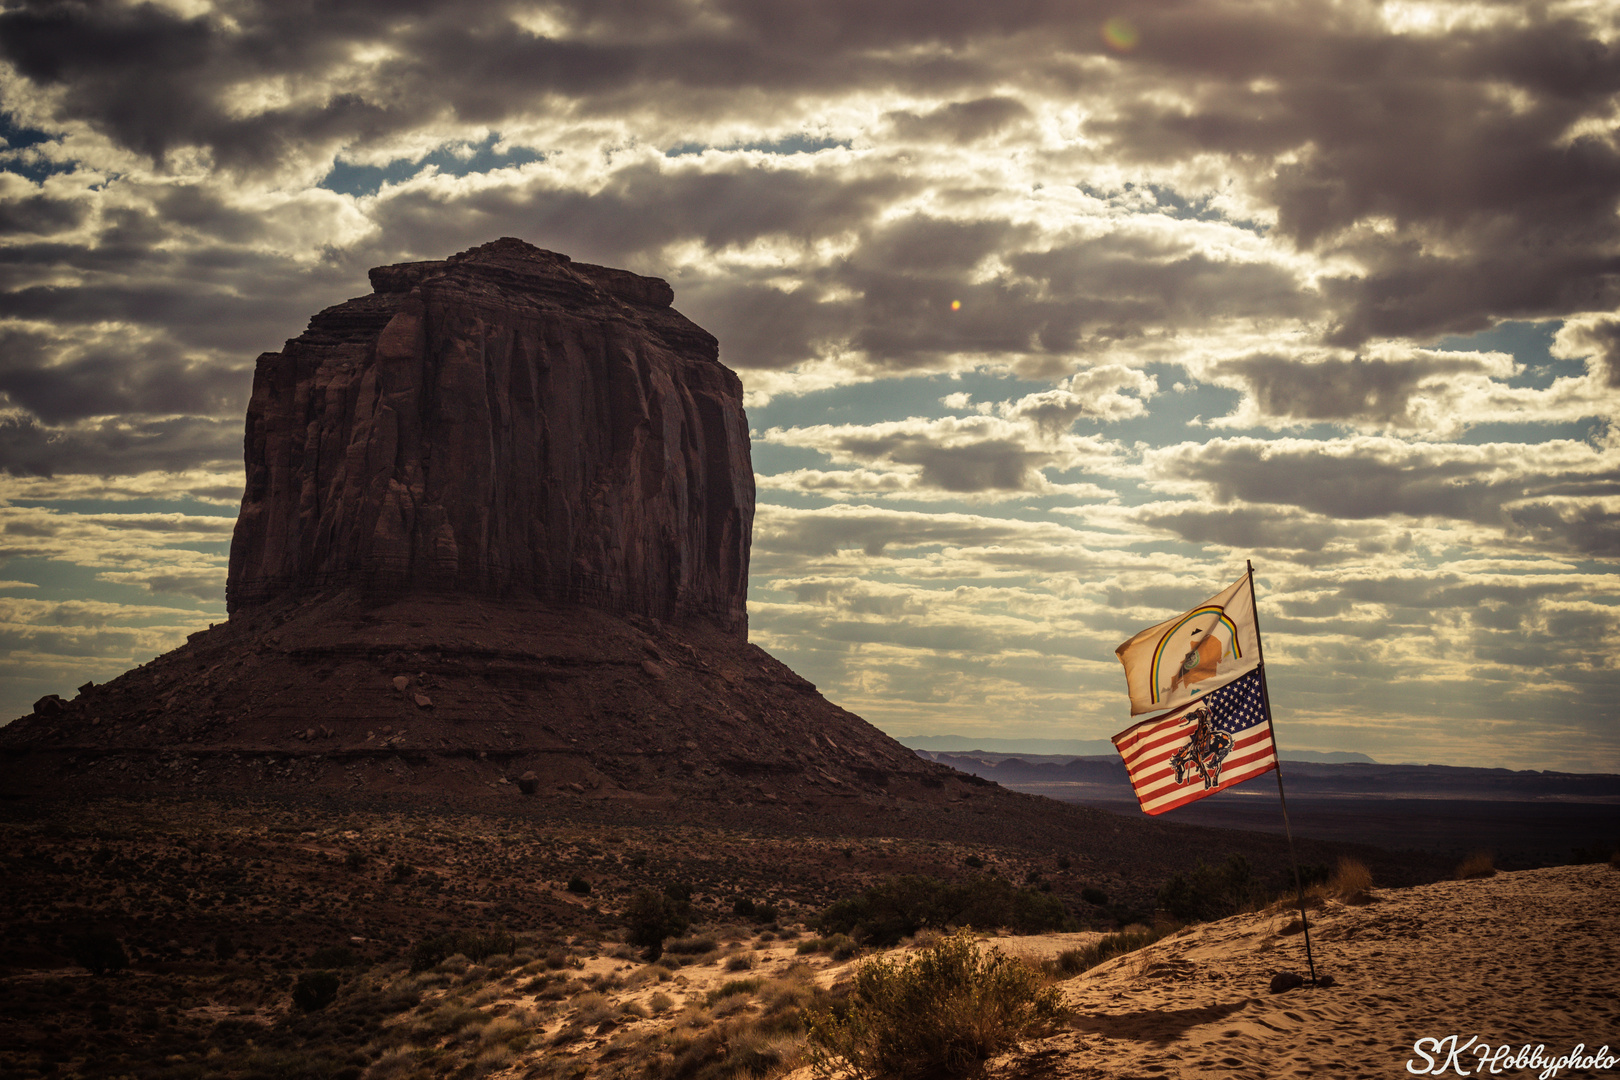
<box><xmin>1102</xmin><ymin>16</ymin><xmax>1139</xmax><ymax>51</ymax></box>
<box><xmin>951</xmin><ymin>300</ymin><xmax>961</xmax><ymax>311</ymax></box>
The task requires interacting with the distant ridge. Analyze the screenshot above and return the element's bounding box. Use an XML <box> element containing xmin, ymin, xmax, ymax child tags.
<box><xmin>898</xmin><ymin>735</ymin><xmax>1376</xmax><ymax>764</ymax></box>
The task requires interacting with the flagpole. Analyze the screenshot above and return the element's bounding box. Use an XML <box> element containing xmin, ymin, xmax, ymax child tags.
<box><xmin>1246</xmin><ymin>558</ymin><xmax>1319</xmax><ymax>986</ymax></box>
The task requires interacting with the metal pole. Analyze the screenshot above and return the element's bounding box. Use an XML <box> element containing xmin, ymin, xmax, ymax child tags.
<box><xmin>1247</xmin><ymin>559</ymin><xmax>1319</xmax><ymax>985</ymax></box>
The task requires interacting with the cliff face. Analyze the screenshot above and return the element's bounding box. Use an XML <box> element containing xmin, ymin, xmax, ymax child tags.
<box><xmin>226</xmin><ymin>239</ymin><xmax>753</xmax><ymax>633</ymax></box>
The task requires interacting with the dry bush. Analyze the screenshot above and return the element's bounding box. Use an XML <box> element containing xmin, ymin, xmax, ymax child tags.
<box><xmin>1311</xmin><ymin>857</ymin><xmax>1375</xmax><ymax>902</ymax></box>
<box><xmin>707</xmin><ymin>978</ymin><xmax>765</xmax><ymax>1006</ymax></box>
<box><xmin>622</xmin><ymin>965</ymin><xmax>658</xmax><ymax>989</ymax></box>
<box><xmin>572</xmin><ymin>991</ymin><xmax>613</xmax><ymax>1026</ymax></box>
<box><xmin>409</xmin><ymin>1004</ymin><xmax>490</xmax><ymax>1041</ymax></box>
<box><xmin>1456</xmin><ymin>852</ymin><xmax>1497</xmax><ymax>879</ymax></box>
<box><xmin>1043</xmin><ymin>924</ymin><xmax>1177</xmax><ymax>979</ymax></box>
<box><xmin>712</xmin><ymin>994</ymin><xmax>754</xmax><ymax>1019</ymax></box>
<box><xmin>478</xmin><ymin>1016</ymin><xmax>525</xmax><ymax>1048</ymax></box>
<box><xmin>665</xmin><ymin>935</ymin><xmax>719</xmax><ymax>956</ymax></box>
<box><xmin>725</xmin><ymin>952</ymin><xmax>757</xmax><ymax>972</ymax></box>
<box><xmin>649</xmin><ymin>991</ymin><xmax>676</xmax><ymax>1014</ymax></box>
<box><xmin>796</xmin><ymin>934</ymin><xmax>859</xmax><ymax>960</ymax></box>
<box><xmin>364</xmin><ymin>1045</ymin><xmax>424</xmax><ymax>1080</ymax></box>
<box><xmin>678</xmin><ymin>1005</ymin><xmax>714</xmax><ymax>1030</ymax></box>
<box><xmin>474</xmin><ymin>1044</ymin><xmax>514</xmax><ymax>1073</ymax></box>
<box><xmin>809</xmin><ymin>929</ymin><xmax>1060</xmax><ymax>1080</ymax></box>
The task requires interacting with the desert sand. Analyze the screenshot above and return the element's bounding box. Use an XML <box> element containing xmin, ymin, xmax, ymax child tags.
<box><xmin>984</xmin><ymin>863</ymin><xmax>1618</xmax><ymax>1080</ymax></box>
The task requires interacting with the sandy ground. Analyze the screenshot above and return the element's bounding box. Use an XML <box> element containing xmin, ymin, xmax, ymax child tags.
<box><xmin>984</xmin><ymin>863</ymin><xmax>1619</xmax><ymax>1080</ymax></box>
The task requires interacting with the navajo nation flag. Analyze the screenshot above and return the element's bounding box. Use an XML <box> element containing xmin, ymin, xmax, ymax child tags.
<box><xmin>1111</xmin><ymin>669</ymin><xmax>1277</xmax><ymax>815</ymax></box>
<box><xmin>1114</xmin><ymin>574</ymin><xmax>1260</xmax><ymax>716</ymax></box>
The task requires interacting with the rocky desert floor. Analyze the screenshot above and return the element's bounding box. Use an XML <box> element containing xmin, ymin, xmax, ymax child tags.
<box><xmin>2</xmin><ymin>796</ymin><xmax>1613</xmax><ymax>1080</ymax></box>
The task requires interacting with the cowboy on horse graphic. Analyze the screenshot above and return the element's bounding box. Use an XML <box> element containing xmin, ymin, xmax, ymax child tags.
<box><xmin>1169</xmin><ymin>703</ymin><xmax>1233</xmax><ymax>790</ymax></box>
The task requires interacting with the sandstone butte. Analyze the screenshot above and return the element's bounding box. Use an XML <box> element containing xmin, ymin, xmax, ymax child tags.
<box><xmin>0</xmin><ymin>239</ymin><xmax>1384</xmax><ymax>896</ymax></box>
<box><xmin>227</xmin><ymin>237</ymin><xmax>753</xmax><ymax>633</ymax></box>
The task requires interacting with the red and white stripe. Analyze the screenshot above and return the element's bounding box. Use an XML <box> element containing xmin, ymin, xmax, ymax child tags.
<box><xmin>1111</xmin><ymin>710</ymin><xmax>1277</xmax><ymax>816</ymax></box>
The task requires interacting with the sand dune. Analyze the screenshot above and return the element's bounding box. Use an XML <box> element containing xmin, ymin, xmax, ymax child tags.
<box><xmin>991</xmin><ymin>863</ymin><xmax>1618</xmax><ymax>1080</ymax></box>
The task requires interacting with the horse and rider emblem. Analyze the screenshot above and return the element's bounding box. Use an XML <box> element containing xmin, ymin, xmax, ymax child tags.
<box><xmin>1168</xmin><ymin>703</ymin><xmax>1233</xmax><ymax>789</ymax></box>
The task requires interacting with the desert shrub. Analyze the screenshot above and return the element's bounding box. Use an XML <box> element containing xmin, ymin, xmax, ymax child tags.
<box><xmin>344</xmin><ymin>851</ymin><xmax>368</xmax><ymax>871</ymax></box>
<box><xmin>292</xmin><ymin>970</ymin><xmax>341</xmax><ymax>1012</ymax></box>
<box><xmin>1080</xmin><ymin>887</ymin><xmax>1107</xmax><ymax>906</ymax></box>
<box><xmin>724</xmin><ymin>952</ymin><xmax>756</xmax><ymax>972</ymax></box>
<box><xmin>733</xmin><ymin>897</ymin><xmax>757</xmax><ymax>918</ymax></box>
<box><xmin>1156</xmin><ymin>855</ymin><xmax>1268</xmax><ymax>923</ymax></box>
<box><xmin>624</xmin><ymin>887</ymin><xmax>692</xmax><ymax>961</ymax></box>
<box><xmin>724</xmin><ymin>1029</ymin><xmax>799</xmax><ymax>1078</ymax></box>
<box><xmin>1043</xmin><ymin>924</ymin><xmax>1178</xmax><ymax>978</ymax></box>
<box><xmin>808</xmin><ymin>929</ymin><xmax>1060</xmax><ymax>1080</ymax></box>
<box><xmin>707</xmin><ymin>978</ymin><xmax>764</xmax><ymax>1006</ymax></box>
<box><xmin>365</xmin><ymin>1045</ymin><xmax>426</xmax><ymax>1079</ymax></box>
<box><xmin>408</xmin><ymin>929</ymin><xmax>516</xmax><ymax>972</ymax></box>
<box><xmin>214</xmin><ymin>934</ymin><xmax>237</xmax><ymax>961</ymax></box>
<box><xmin>478</xmin><ymin>1016</ymin><xmax>526</xmax><ymax>1048</ymax></box>
<box><xmin>649</xmin><ymin>991</ymin><xmax>675</xmax><ymax>1014</ymax></box>
<box><xmin>1311</xmin><ymin>857</ymin><xmax>1374</xmax><ymax>902</ymax></box>
<box><xmin>523</xmin><ymin>973</ymin><xmax>574</xmax><ymax>999</ymax></box>
<box><xmin>795</xmin><ymin>933</ymin><xmax>859</xmax><ymax>960</ymax></box>
<box><xmin>566</xmin><ymin>875</ymin><xmax>591</xmax><ymax>895</ymax></box>
<box><xmin>572</xmin><ymin>991</ymin><xmax>614</xmax><ymax>1027</ymax></box>
<box><xmin>665</xmin><ymin>935</ymin><xmax>719</xmax><ymax>956</ymax></box>
<box><xmin>1456</xmin><ymin>851</ymin><xmax>1497</xmax><ymax>879</ymax></box>
<box><xmin>69</xmin><ymin>931</ymin><xmax>129</xmax><ymax>977</ymax></box>
<box><xmin>818</xmin><ymin>874</ymin><xmax>1071</xmax><ymax>947</ymax></box>
<box><xmin>413</xmin><ymin>1005</ymin><xmax>491</xmax><ymax>1040</ymax></box>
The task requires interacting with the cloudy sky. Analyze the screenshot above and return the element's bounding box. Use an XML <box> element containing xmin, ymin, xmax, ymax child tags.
<box><xmin>2</xmin><ymin>0</ymin><xmax>1617</xmax><ymax>771</ymax></box>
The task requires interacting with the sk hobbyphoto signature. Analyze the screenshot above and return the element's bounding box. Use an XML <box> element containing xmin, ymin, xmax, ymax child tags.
<box><xmin>1408</xmin><ymin>1036</ymin><xmax>1616</xmax><ymax>1078</ymax></box>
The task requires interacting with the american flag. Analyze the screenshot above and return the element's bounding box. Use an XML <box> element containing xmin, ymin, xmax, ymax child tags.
<box><xmin>1111</xmin><ymin>669</ymin><xmax>1277</xmax><ymax>816</ymax></box>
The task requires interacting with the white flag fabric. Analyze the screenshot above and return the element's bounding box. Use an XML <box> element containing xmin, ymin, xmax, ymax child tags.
<box><xmin>1111</xmin><ymin>669</ymin><xmax>1277</xmax><ymax>815</ymax></box>
<box><xmin>1115</xmin><ymin>573</ymin><xmax>1260</xmax><ymax>716</ymax></box>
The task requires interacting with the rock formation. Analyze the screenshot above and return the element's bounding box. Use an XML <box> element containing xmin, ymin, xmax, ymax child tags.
<box><xmin>0</xmin><ymin>239</ymin><xmax>956</xmax><ymax>819</ymax></box>
<box><xmin>227</xmin><ymin>238</ymin><xmax>752</xmax><ymax>633</ymax></box>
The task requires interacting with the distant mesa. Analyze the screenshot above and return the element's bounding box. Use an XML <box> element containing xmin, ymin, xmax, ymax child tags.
<box><xmin>228</xmin><ymin>237</ymin><xmax>753</xmax><ymax>634</ymax></box>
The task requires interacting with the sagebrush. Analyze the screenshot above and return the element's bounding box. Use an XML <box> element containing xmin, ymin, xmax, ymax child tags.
<box><xmin>808</xmin><ymin>929</ymin><xmax>1060</xmax><ymax>1080</ymax></box>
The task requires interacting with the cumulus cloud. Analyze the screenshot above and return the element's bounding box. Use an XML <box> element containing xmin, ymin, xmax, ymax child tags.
<box><xmin>1554</xmin><ymin>315</ymin><xmax>1620</xmax><ymax>388</ymax></box>
<box><xmin>1142</xmin><ymin>435</ymin><xmax>1620</xmax><ymax>557</ymax></box>
<box><xmin>762</xmin><ymin>413</ymin><xmax>1129</xmax><ymax>496</ymax></box>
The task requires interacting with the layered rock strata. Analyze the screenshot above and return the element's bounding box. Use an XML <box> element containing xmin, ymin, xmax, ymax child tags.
<box><xmin>227</xmin><ymin>238</ymin><xmax>753</xmax><ymax>633</ymax></box>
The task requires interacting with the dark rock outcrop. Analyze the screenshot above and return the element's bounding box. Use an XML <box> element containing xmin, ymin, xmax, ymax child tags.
<box><xmin>226</xmin><ymin>238</ymin><xmax>753</xmax><ymax>633</ymax></box>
